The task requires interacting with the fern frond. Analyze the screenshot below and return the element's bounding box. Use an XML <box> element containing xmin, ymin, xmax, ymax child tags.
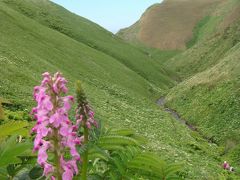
<box><xmin>109</xmin><ymin>129</ymin><xmax>135</xmax><ymax>136</ymax></box>
<box><xmin>164</xmin><ymin>164</ymin><xmax>182</xmax><ymax>177</ymax></box>
<box><xmin>0</xmin><ymin>121</ymin><xmax>29</xmax><ymax>140</ymax></box>
<box><xmin>89</xmin><ymin>127</ymin><xmax>181</xmax><ymax>179</ymax></box>
<box><xmin>131</xmin><ymin>134</ymin><xmax>148</xmax><ymax>145</ymax></box>
<box><xmin>131</xmin><ymin>152</ymin><xmax>165</xmax><ymax>167</ymax></box>
<box><xmin>128</xmin><ymin>160</ymin><xmax>164</xmax><ymax>178</ymax></box>
<box><xmin>0</xmin><ymin>167</ymin><xmax>8</xmax><ymax>179</ymax></box>
<box><xmin>108</xmin><ymin>147</ymin><xmax>181</xmax><ymax>179</ymax></box>
<box><xmin>98</xmin><ymin>135</ymin><xmax>140</xmax><ymax>147</ymax></box>
<box><xmin>111</xmin><ymin>156</ymin><xmax>125</xmax><ymax>175</ymax></box>
<box><xmin>0</xmin><ymin>136</ymin><xmax>32</xmax><ymax>167</ymax></box>
<box><xmin>97</xmin><ymin>144</ymin><xmax>125</xmax><ymax>151</ymax></box>
<box><xmin>88</xmin><ymin>146</ymin><xmax>109</xmax><ymax>161</ymax></box>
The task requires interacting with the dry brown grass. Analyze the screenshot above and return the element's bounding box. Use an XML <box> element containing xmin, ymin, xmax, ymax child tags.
<box><xmin>220</xmin><ymin>4</ymin><xmax>240</xmax><ymax>30</ymax></box>
<box><xmin>119</xmin><ymin>0</ymin><xmax>221</xmax><ymax>50</ymax></box>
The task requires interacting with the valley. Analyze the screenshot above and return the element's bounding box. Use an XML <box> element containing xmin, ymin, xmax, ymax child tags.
<box><xmin>0</xmin><ymin>0</ymin><xmax>240</xmax><ymax>179</ymax></box>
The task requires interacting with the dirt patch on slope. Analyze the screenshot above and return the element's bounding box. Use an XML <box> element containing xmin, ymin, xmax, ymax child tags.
<box><xmin>138</xmin><ymin>0</ymin><xmax>221</xmax><ymax>50</ymax></box>
<box><xmin>220</xmin><ymin>5</ymin><xmax>240</xmax><ymax>30</ymax></box>
<box><xmin>118</xmin><ymin>0</ymin><xmax>222</xmax><ymax>50</ymax></box>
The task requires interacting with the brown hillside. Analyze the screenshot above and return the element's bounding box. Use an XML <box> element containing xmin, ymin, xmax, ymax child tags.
<box><xmin>118</xmin><ymin>0</ymin><xmax>222</xmax><ymax>50</ymax></box>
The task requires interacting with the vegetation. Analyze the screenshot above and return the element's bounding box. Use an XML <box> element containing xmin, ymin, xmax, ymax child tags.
<box><xmin>117</xmin><ymin>0</ymin><xmax>221</xmax><ymax>50</ymax></box>
<box><xmin>164</xmin><ymin>0</ymin><xmax>240</xmax><ymax>175</ymax></box>
<box><xmin>1</xmin><ymin>0</ymin><xmax>240</xmax><ymax>179</ymax></box>
<box><xmin>0</xmin><ymin>101</ymin><xmax>4</xmax><ymax>120</ymax></box>
<box><xmin>186</xmin><ymin>16</ymin><xmax>211</xmax><ymax>48</ymax></box>
<box><xmin>2</xmin><ymin>0</ymin><xmax>175</xmax><ymax>91</ymax></box>
<box><xmin>0</xmin><ymin>72</ymin><xmax>182</xmax><ymax>179</ymax></box>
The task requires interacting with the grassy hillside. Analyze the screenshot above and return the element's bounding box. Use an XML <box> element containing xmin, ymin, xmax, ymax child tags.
<box><xmin>164</xmin><ymin>0</ymin><xmax>240</xmax><ymax>168</ymax></box>
<box><xmin>2</xmin><ymin>0</ymin><xmax>175</xmax><ymax>91</ymax></box>
<box><xmin>165</xmin><ymin>0</ymin><xmax>240</xmax><ymax>78</ymax></box>
<box><xmin>0</xmin><ymin>0</ymin><xmax>233</xmax><ymax>178</ymax></box>
<box><xmin>117</xmin><ymin>0</ymin><xmax>221</xmax><ymax>50</ymax></box>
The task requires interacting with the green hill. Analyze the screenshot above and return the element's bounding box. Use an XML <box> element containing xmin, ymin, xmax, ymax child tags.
<box><xmin>164</xmin><ymin>0</ymin><xmax>240</xmax><ymax>167</ymax></box>
<box><xmin>0</xmin><ymin>0</ymin><xmax>231</xmax><ymax>178</ymax></box>
<box><xmin>2</xmin><ymin>0</ymin><xmax>175</xmax><ymax>91</ymax></box>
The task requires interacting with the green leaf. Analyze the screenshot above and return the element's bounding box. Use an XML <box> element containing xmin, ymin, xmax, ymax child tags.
<box><xmin>88</xmin><ymin>146</ymin><xmax>109</xmax><ymax>161</ymax></box>
<box><xmin>98</xmin><ymin>135</ymin><xmax>140</xmax><ymax>146</ymax></box>
<box><xmin>29</xmin><ymin>166</ymin><xmax>43</xmax><ymax>179</ymax></box>
<box><xmin>0</xmin><ymin>121</ymin><xmax>29</xmax><ymax>139</ymax></box>
<box><xmin>0</xmin><ymin>167</ymin><xmax>8</xmax><ymax>179</ymax></box>
<box><xmin>7</xmin><ymin>164</ymin><xmax>16</xmax><ymax>176</ymax></box>
<box><xmin>97</xmin><ymin>144</ymin><xmax>125</xmax><ymax>151</ymax></box>
<box><xmin>105</xmin><ymin>147</ymin><xmax>181</xmax><ymax>179</ymax></box>
<box><xmin>165</xmin><ymin>164</ymin><xmax>182</xmax><ymax>177</ymax></box>
<box><xmin>109</xmin><ymin>129</ymin><xmax>135</xmax><ymax>136</ymax></box>
<box><xmin>0</xmin><ymin>136</ymin><xmax>32</xmax><ymax>167</ymax></box>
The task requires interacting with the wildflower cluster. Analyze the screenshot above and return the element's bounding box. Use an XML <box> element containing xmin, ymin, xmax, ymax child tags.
<box><xmin>31</xmin><ymin>72</ymin><xmax>83</xmax><ymax>179</ymax></box>
<box><xmin>75</xmin><ymin>81</ymin><xmax>97</xmax><ymax>130</ymax></box>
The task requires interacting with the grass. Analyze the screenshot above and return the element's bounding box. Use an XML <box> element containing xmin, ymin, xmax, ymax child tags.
<box><xmin>2</xmin><ymin>0</ymin><xmax>175</xmax><ymax>91</ymax></box>
<box><xmin>186</xmin><ymin>0</ymin><xmax>240</xmax><ymax>49</ymax></box>
<box><xmin>186</xmin><ymin>16</ymin><xmax>211</xmax><ymax>48</ymax></box>
<box><xmin>117</xmin><ymin>0</ymin><xmax>222</xmax><ymax>50</ymax></box>
<box><xmin>0</xmin><ymin>1</ymin><xmax>157</xmax><ymax>105</ymax></box>
<box><xmin>0</xmin><ymin>0</ymin><xmax>234</xmax><ymax>178</ymax></box>
<box><xmin>165</xmin><ymin>10</ymin><xmax>240</xmax><ymax>79</ymax></box>
<box><xmin>164</xmin><ymin>0</ymin><xmax>240</xmax><ymax>175</ymax></box>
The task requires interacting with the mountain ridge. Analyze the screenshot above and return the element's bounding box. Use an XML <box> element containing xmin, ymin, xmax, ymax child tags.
<box><xmin>117</xmin><ymin>0</ymin><xmax>222</xmax><ymax>50</ymax></box>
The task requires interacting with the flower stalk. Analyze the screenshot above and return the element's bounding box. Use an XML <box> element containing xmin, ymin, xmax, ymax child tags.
<box><xmin>81</xmin><ymin>121</ymin><xmax>89</xmax><ymax>180</ymax></box>
<box><xmin>31</xmin><ymin>72</ymin><xmax>82</xmax><ymax>180</ymax></box>
<box><xmin>75</xmin><ymin>81</ymin><xmax>97</xmax><ymax>180</ymax></box>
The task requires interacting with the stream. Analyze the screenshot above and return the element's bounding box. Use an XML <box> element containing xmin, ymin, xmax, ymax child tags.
<box><xmin>157</xmin><ymin>97</ymin><xmax>216</xmax><ymax>144</ymax></box>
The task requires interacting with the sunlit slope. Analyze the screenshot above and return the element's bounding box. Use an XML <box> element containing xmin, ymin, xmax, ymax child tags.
<box><xmin>0</xmin><ymin>2</ymin><xmax>155</xmax><ymax>106</ymax></box>
<box><xmin>165</xmin><ymin>0</ymin><xmax>240</xmax><ymax>78</ymax></box>
<box><xmin>2</xmin><ymin>0</ymin><xmax>175</xmax><ymax>89</ymax></box>
<box><xmin>118</xmin><ymin>0</ymin><xmax>221</xmax><ymax>50</ymax></box>
<box><xmin>164</xmin><ymin>0</ymin><xmax>240</xmax><ymax>166</ymax></box>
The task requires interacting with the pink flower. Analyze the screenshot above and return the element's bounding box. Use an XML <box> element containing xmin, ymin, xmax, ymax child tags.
<box><xmin>62</xmin><ymin>168</ymin><xmax>73</xmax><ymax>180</ymax></box>
<box><xmin>32</xmin><ymin>72</ymin><xmax>81</xmax><ymax>179</ymax></box>
<box><xmin>68</xmin><ymin>160</ymin><xmax>79</xmax><ymax>174</ymax></box>
<box><xmin>60</xmin><ymin>125</ymin><xmax>70</xmax><ymax>136</ymax></box>
<box><xmin>37</xmin><ymin>147</ymin><xmax>48</xmax><ymax>165</ymax></box>
<box><xmin>62</xmin><ymin>96</ymin><xmax>74</xmax><ymax>111</ymax></box>
<box><xmin>61</xmin><ymin>156</ymin><xmax>78</xmax><ymax>179</ymax></box>
<box><xmin>44</xmin><ymin>163</ymin><xmax>54</xmax><ymax>176</ymax></box>
<box><xmin>86</xmin><ymin>122</ymin><xmax>91</xmax><ymax>129</ymax></box>
<box><xmin>89</xmin><ymin>111</ymin><xmax>94</xmax><ymax>118</ymax></box>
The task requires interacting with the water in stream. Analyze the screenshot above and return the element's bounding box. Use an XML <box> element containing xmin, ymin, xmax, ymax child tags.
<box><xmin>157</xmin><ymin>97</ymin><xmax>217</xmax><ymax>144</ymax></box>
<box><xmin>157</xmin><ymin>97</ymin><xmax>197</xmax><ymax>131</ymax></box>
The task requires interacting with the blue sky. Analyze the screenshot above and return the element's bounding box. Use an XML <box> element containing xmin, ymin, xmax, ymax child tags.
<box><xmin>51</xmin><ymin>0</ymin><xmax>162</xmax><ymax>33</ymax></box>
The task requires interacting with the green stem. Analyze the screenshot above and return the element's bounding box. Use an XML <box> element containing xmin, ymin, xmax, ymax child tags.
<box><xmin>51</xmin><ymin>90</ymin><xmax>62</xmax><ymax>180</ymax></box>
<box><xmin>53</xmin><ymin>128</ymin><xmax>62</xmax><ymax>180</ymax></box>
<box><xmin>81</xmin><ymin>120</ymin><xmax>89</xmax><ymax>180</ymax></box>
